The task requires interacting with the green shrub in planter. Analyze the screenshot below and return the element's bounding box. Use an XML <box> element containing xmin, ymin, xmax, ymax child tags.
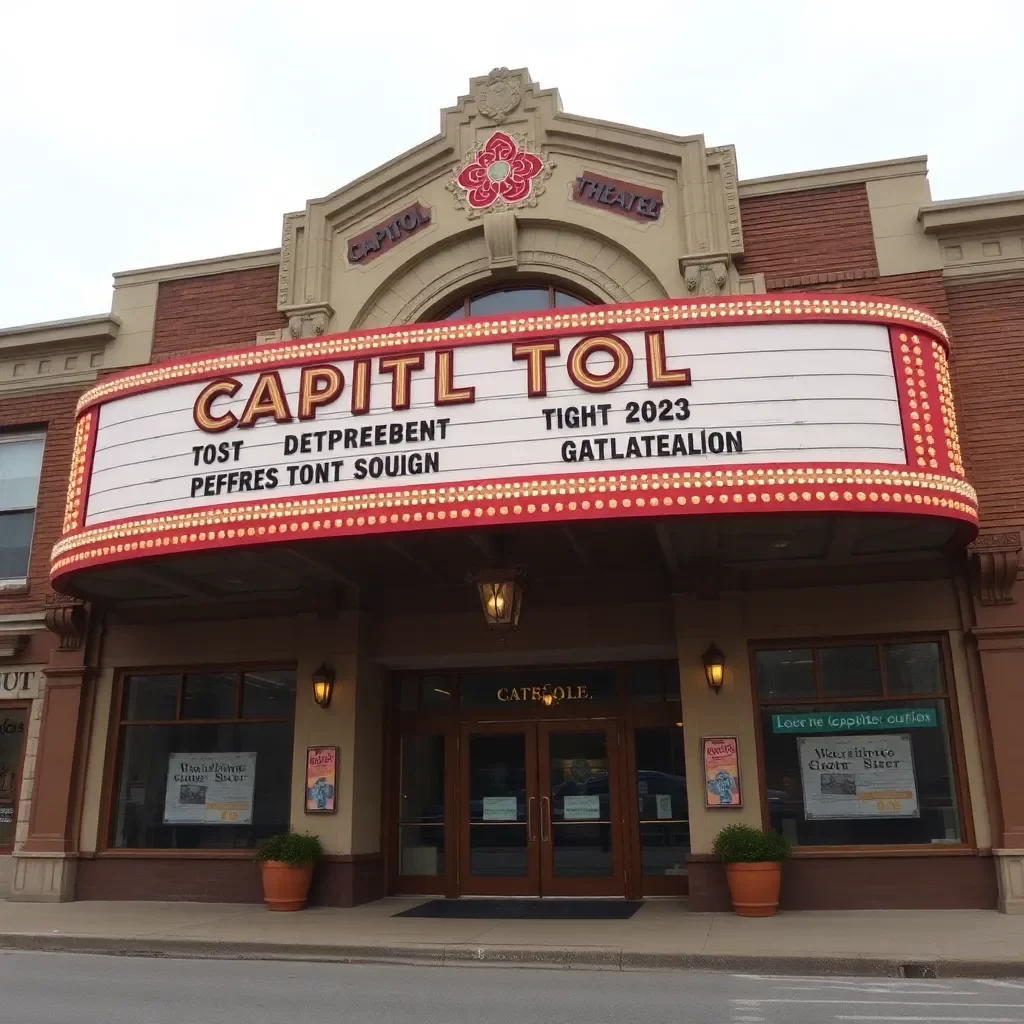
<box><xmin>712</xmin><ymin>823</ymin><xmax>790</xmax><ymax>863</ymax></box>
<box><xmin>257</xmin><ymin>831</ymin><xmax>324</xmax><ymax>865</ymax></box>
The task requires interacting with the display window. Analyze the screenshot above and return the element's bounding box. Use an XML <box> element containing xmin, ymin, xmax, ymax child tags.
<box><xmin>108</xmin><ymin>669</ymin><xmax>296</xmax><ymax>850</ymax></box>
<box><xmin>753</xmin><ymin>640</ymin><xmax>968</xmax><ymax>848</ymax></box>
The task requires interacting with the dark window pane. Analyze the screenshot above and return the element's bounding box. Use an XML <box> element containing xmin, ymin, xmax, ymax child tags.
<box><xmin>111</xmin><ymin>721</ymin><xmax>293</xmax><ymax>849</ymax></box>
<box><xmin>551</xmin><ymin>822</ymin><xmax>613</xmax><ymax>877</ymax></box>
<box><xmin>548</xmin><ymin>731</ymin><xmax>610</xmax><ymax>822</ymax></box>
<box><xmin>182</xmin><ymin>673</ymin><xmax>237</xmax><ymax>719</ymax></box>
<box><xmin>242</xmin><ymin>671</ymin><xmax>295</xmax><ymax>718</ymax></box>
<box><xmin>821</xmin><ymin>646</ymin><xmax>882</xmax><ymax>698</ymax></box>
<box><xmin>635</xmin><ymin>727</ymin><xmax>688</xmax><ymax>822</ymax></box>
<box><xmin>756</xmin><ymin>649</ymin><xmax>816</xmax><ymax>700</ymax></box>
<box><xmin>123</xmin><ymin>675</ymin><xmax>180</xmax><ymax>721</ymax></box>
<box><xmin>886</xmin><ymin>643</ymin><xmax>944</xmax><ymax>696</ymax></box>
<box><xmin>554</xmin><ymin>290</ymin><xmax>588</xmax><ymax>308</ymax></box>
<box><xmin>399</xmin><ymin>734</ymin><xmax>445</xmax><ymax>824</ymax></box>
<box><xmin>0</xmin><ymin>510</ymin><xmax>34</xmax><ymax>580</ymax></box>
<box><xmin>467</xmin><ymin>732</ymin><xmax>527</xmax><ymax>877</ymax></box>
<box><xmin>0</xmin><ymin>708</ymin><xmax>27</xmax><ymax>847</ymax></box>
<box><xmin>761</xmin><ymin>699</ymin><xmax>961</xmax><ymax>847</ymax></box>
<box><xmin>624</xmin><ymin>663</ymin><xmax>664</xmax><ymax>702</ymax></box>
<box><xmin>441</xmin><ymin>305</ymin><xmax>466</xmax><ymax>320</ymax></box>
<box><xmin>420</xmin><ymin>676</ymin><xmax>453</xmax><ymax>708</ymax></box>
<box><xmin>640</xmin><ymin>822</ymin><xmax>691</xmax><ymax>877</ymax></box>
<box><xmin>470</xmin><ymin>288</ymin><xmax>549</xmax><ymax>317</ymax></box>
<box><xmin>0</xmin><ymin>437</ymin><xmax>44</xmax><ymax>511</ymax></box>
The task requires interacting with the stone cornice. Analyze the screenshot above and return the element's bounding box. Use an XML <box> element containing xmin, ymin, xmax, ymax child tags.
<box><xmin>0</xmin><ymin>314</ymin><xmax>119</xmax><ymax>352</ymax></box>
<box><xmin>112</xmin><ymin>248</ymin><xmax>281</xmax><ymax>287</ymax></box>
<box><xmin>739</xmin><ymin>156</ymin><xmax>929</xmax><ymax>198</ymax></box>
<box><xmin>919</xmin><ymin>191</ymin><xmax>1024</xmax><ymax>234</ymax></box>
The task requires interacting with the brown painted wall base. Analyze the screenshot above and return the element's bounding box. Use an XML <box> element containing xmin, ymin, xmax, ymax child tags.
<box><xmin>77</xmin><ymin>855</ymin><xmax>385</xmax><ymax>907</ymax></box>
<box><xmin>688</xmin><ymin>853</ymin><xmax>998</xmax><ymax>912</ymax></box>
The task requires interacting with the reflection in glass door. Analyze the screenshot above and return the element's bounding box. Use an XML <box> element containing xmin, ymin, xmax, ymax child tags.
<box><xmin>459</xmin><ymin>721</ymin><xmax>624</xmax><ymax>897</ymax></box>
<box><xmin>459</xmin><ymin>723</ymin><xmax>539</xmax><ymax>896</ymax></box>
<box><xmin>539</xmin><ymin>722</ymin><xmax>624</xmax><ymax>897</ymax></box>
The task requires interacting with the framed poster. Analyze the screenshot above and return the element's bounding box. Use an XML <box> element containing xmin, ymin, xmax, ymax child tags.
<box><xmin>305</xmin><ymin>746</ymin><xmax>338</xmax><ymax>813</ymax></box>
<box><xmin>797</xmin><ymin>733</ymin><xmax>919</xmax><ymax>820</ymax></box>
<box><xmin>163</xmin><ymin>752</ymin><xmax>256</xmax><ymax>824</ymax></box>
<box><xmin>703</xmin><ymin>736</ymin><xmax>742</xmax><ymax>808</ymax></box>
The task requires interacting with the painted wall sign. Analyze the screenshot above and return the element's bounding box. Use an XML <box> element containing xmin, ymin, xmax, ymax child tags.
<box><xmin>0</xmin><ymin>668</ymin><xmax>40</xmax><ymax>700</ymax></box>
<box><xmin>573</xmin><ymin>172</ymin><xmax>663</xmax><ymax>221</ymax></box>
<box><xmin>797</xmin><ymin>733</ymin><xmax>920</xmax><ymax>819</ymax></box>
<box><xmin>347</xmin><ymin>204</ymin><xmax>431</xmax><ymax>264</ymax></box>
<box><xmin>772</xmin><ymin>707</ymin><xmax>937</xmax><ymax>734</ymax></box>
<box><xmin>53</xmin><ymin>297</ymin><xmax>976</xmax><ymax>582</ymax></box>
<box><xmin>305</xmin><ymin>745</ymin><xmax>338</xmax><ymax>813</ymax></box>
<box><xmin>703</xmin><ymin>736</ymin><xmax>741</xmax><ymax>808</ymax></box>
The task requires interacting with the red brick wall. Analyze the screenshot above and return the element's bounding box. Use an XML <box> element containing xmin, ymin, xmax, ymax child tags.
<box><xmin>776</xmin><ymin>270</ymin><xmax>950</xmax><ymax>321</ymax></box>
<box><xmin>151</xmin><ymin>264</ymin><xmax>285</xmax><ymax>361</ymax></box>
<box><xmin>946</xmin><ymin>279</ymin><xmax>1024</xmax><ymax>531</ymax></box>
<box><xmin>0</xmin><ymin>388</ymin><xmax>81</xmax><ymax>614</ymax></box>
<box><xmin>739</xmin><ymin>183</ymin><xmax>878</xmax><ymax>288</ymax></box>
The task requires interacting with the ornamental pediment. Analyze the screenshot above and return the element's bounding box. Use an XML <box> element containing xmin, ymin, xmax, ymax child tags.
<box><xmin>274</xmin><ymin>69</ymin><xmax>750</xmax><ymax>341</ymax></box>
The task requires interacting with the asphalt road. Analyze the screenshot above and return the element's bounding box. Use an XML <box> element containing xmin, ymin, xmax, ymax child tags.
<box><xmin>0</xmin><ymin>951</ymin><xmax>1022</xmax><ymax>1024</ymax></box>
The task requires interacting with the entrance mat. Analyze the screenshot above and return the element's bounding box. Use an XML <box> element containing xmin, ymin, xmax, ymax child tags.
<box><xmin>395</xmin><ymin>899</ymin><xmax>644</xmax><ymax>920</ymax></box>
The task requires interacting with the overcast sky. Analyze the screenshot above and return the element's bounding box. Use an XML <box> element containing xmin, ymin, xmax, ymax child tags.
<box><xmin>1</xmin><ymin>0</ymin><xmax>1021</xmax><ymax>328</ymax></box>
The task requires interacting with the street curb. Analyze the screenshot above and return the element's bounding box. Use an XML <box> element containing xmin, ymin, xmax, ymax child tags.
<box><xmin>0</xmin><ymin>932</ymin><xmax>1022</xmax><ymax>978</ymax></box>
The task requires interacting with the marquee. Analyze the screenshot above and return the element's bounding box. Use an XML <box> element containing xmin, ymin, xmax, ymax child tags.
<box><xmin>51</xmin><ymin>295</ymin><xmax>977</xmax><ymax>583</ymax></box>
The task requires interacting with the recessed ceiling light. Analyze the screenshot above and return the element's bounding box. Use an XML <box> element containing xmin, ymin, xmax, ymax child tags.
<box><xmin>771</xmin><ymin>540</ymin><xmax>791</xmax><ymax>550</ymax></box>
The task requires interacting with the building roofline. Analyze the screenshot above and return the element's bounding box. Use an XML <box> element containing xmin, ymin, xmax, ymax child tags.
<box><xmin>919</xmin><ymin>191</ymin><xmax>1024</xmax><ymax>233</ymax></box>
<box><xmin>112</xmin><ymin>247</ymin><xmax>281</xmax><ymax>286</ymax></box>
<box><xmin>0</xmin><ymin>312</ymin><xmax>120</xmax><ymax>348</ymax></box>
<box><xmin>739</xmin><ymin>156</ymin><xmax>929</xmax><ymax>197</ymax></box>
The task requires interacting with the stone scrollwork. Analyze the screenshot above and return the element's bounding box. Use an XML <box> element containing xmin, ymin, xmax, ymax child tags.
<box><xmin>680</xmin><ymin>254</ymin><xmax>733</xmax><ymax>296</ymax></box>
<box><xmin>475</xmin><ymin>67</ymin><xmax>523</xmax><ymax>124</ymax></box>
<box><xmin>969</xmin><ymin>531</ymin><xmax>1022</xmax><ymax>606</ymax></box>
<box><xmin>44</xmin><ymin>596</ymin><xmax>87</xmax><ymax>651</ymax></box>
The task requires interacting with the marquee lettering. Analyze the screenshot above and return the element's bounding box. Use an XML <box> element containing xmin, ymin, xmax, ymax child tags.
<box><xmin>191</xmin><ymin>334</ymin><xmax>691</xmax><ymax>434</ymax></box>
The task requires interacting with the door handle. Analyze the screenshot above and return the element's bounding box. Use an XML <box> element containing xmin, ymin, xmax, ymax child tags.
<box><xmin>540</xmin><ymin>796</ymin><xmax>551</xmax><ymax>842</ymax></box>
<box><xmin>527</xmin><ymin>797</ymin><xmax>537</xmax><ymax>842</ymax></box>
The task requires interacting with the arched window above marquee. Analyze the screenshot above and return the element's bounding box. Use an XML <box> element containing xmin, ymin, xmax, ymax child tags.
<box><xmin>435</xmin><ymin>284</ymin><xmax>595</xmax><ymax>321</ymax></box>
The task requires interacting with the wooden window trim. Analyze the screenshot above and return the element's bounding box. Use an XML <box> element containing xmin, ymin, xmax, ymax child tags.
<box><xmin>748</xmin><ymin>634</ymin><xmax>977</xmax><ymax>854</ymax></box>
<box><xmin>0</xmin><ymin>700</ymin><xmax>32</xmax><ymax>854</ymax></box>
<box><xmin>100</xmin><ymin>664</ymin><xmax>297</xmax><ymax>855</ymax></box>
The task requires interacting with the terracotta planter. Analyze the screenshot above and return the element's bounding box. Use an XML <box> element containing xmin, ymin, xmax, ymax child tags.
<box><xmin>724</xmin><ymin>861</ymin><xmax>782</xmax><ymax>917</ymax></box>
<box><xmin>261</xmin><ymin>859</ymin><xmax>314</xmax><ymax>911</ymax></box>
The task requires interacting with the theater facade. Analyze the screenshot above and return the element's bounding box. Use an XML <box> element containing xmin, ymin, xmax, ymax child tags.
<box><xmin>3</xmin><ymin>69</ymin><xmax>1024</xmax><ymax>911</ymax></box>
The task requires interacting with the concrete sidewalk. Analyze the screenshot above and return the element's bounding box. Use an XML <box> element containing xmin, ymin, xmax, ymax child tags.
<box><xmin>0</xmin><ymin>898</ymin><xmax>1021</xmax><ymax>978</ymax></box>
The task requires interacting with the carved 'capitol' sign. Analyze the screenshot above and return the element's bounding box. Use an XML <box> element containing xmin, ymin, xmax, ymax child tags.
<box><xmin>0</xmin><ymin>668</ymin><xmax>40</xmax><ymax>700</ymax></box>
<box><xmin>573</xmin><ymin>173</ymin><xmax>663</xmax><ymax>221</ymax></box>
<box><xmin>348</xmin><ymin>204</ymin><xmax>431</xmax><ymax>264</ymax></box>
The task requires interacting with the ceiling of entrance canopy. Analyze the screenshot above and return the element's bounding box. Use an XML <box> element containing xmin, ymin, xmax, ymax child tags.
<box><xmin>55</xmin><ymin>511</ymin><xmax>962</xmax><ymax>620</ymax></box>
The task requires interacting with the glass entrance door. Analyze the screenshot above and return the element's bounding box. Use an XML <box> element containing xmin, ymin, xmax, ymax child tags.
<box><xmin>458</xmin><ymin>720</ymin><xmax>624</xmax><ymax>897</ymax></box>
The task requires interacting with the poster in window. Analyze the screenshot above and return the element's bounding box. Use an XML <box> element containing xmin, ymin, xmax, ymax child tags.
<box><xmin>305</xmin><ymin>746</ymin><xmax>338</xmax><ymax>813</ymax></box>
<box><xmin>163</xmin><ymin>752</ymin><xmax>256</xmax><ymax>824</ymax></box>
<box><xmin>703</xmin><ymin>737</ymin><xmax>742</xmax><ymax>808</ymax></box>
<box><xmin>797</xmin><ymin>733</ymin><xmax>919</xmax><ymax>819</ymax></box>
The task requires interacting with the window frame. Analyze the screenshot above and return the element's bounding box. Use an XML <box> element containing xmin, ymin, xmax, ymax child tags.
<box><xmin>0</xmin><ymin>700</ymin><xmax>32</xmax><ymax>854</ymax></box>
<box><xmin>748</xmin><ymin>634</ymin><xmax>976</xmax><ymax>853</ymax></box>
<box><xmin>433</xmin><ymin>282</ymin><xmax>596</xmax><ymax>321</ymax></box>
<box><xmin>99</xmin><ymin>664</ymin><xmax>297</xmax><ymax>856</ymax></box>
<box><xmin>0</xmin><ymin>430</ymin><xmax>46</xmax><ymax>587</ymax></box>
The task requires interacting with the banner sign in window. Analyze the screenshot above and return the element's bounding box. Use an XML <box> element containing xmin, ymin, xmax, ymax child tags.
<box><xmin>772</xmin><ymin>707</ymin><xmax>937</xmax><ymax>734</ymax></box>
<box><xmin>163</xmin><ymin>752</ymin><xmax>257</xmax><ymax>824</ymax></box>
<box><xmin>797</xmin><ymin>733</ymin><xmax>919</xmax><ymax>819</ymax></box>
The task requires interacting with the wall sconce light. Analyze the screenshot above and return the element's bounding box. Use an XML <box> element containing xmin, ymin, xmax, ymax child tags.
<box><xmin>703</xmin><ymin>643</ymin><xmax>726</xmax><ymax>693</ymax></box>
<box><xmin>311</xmin><ymin>663</ymin><xmax>335</xmax><ymax>709</ymax></box>
<box><xmin>472</xmin><ymin>568</ymin><xmax>525</xmax><ymax>632</ymax></box>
